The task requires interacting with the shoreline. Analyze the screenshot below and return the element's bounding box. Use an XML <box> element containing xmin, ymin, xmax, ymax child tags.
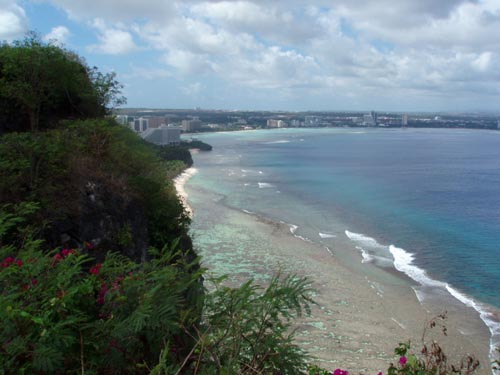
<box><xmin>184</xmin><ymin>175</ymin><xmax>492</xmax><ymax>374</ymax></box>
<box><xmin>173</xmin><ymin>167</ymin><xmax>198</xmax><ymax>218</ymax></box>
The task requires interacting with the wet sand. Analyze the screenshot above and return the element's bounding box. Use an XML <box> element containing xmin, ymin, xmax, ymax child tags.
<box><xmin>180</xmin><ymin>172</ymin><xmax>492</xmax><ymax>374</ymax></box>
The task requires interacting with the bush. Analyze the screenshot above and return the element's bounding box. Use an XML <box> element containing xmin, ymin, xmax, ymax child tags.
<box><xmin>0</xmin><ymin>119</ymin><xmax>190</xmax><ymax>252</ymax></box>
<box><xmin>387</xmin><ymin>314</ymin><xmax>480</xmax><ymax>375</ymax></box>
<box><xmin>0</xmin><ymin>207</ymin><xmax>202</xmax><ymax>374</ymax></box>
<box><xmin>189</xmin><ymin>274</ymin><xmax>314</xmax><ymax>374</ymax></box>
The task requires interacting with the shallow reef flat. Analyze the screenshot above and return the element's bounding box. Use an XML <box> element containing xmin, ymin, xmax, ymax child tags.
<box><xmin>186</xmin><ymin>179</ymin><xmax>491</xmax><ymax>375</ymax></box>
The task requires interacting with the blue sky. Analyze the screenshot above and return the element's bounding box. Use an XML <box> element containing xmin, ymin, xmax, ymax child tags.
<box><xmin>2</xmin><ymin>0</ymin><xmax>500</xmax><ymax>112</ymax></box>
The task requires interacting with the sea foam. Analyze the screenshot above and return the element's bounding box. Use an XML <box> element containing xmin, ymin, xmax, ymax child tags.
<box><xmin>389</xmin><ymin>244</ymin><xmax>500</xmax><ymax>365</ymax></box>
<box><xmin>347</xmin><ymin>230</ymin><xmax>500</xmax><ymax>363</ymax></box>
<box><xmin>258</xmin><ymin>182</ymin><xmax>275</xmax><ymax>188</ymax></box>
<box><xmin>345</xmin><ymin>230</ymin><xmax>387</xmax><ymax>263</ymax></box>
<box><xmin>388</xmin><ymin>245</ymin><xmax>444</xmax><ymax>288</ymax></box>
<box><xmin>285</xmin><ymin>223</ymin><xmax>313</xmax><ymax>243</ymax></box>
<box><xmin>265</xmin><ymin>140</ymin><xmax>290</xmax><ymax>144</ymax></box>
<box><xmin>319</xmin><ymin>232</ymin><xmax>337</xmax><ymax>238</ymax></box>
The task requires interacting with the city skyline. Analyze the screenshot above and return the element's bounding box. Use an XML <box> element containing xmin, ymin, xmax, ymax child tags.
<box><xmin>2</xmin><ymin>0</ymin><xmax>500</xmax><ymax>112</ymax></box>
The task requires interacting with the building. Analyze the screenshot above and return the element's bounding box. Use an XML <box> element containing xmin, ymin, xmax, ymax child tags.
<box><xmin>148</xmin><ymin>116</ymin><xmax>168</xmax><ymax>129</ymax></box>
<box><xmin>363</xmin><ymin>113</ymin><xmax>375</xmax><ymax>126</ymax></box>
<box><xmin>267</xmin><ymin>119</ymin><xmax>287</xmax><ymax>128</ymax></box>
<box><xmin>182</xmin><ymin>117</ymin><xmax>202</xmax><ymax>132</ymax></box>
<box><xmin>402</xmin><ymin>114</ymin><xmax>408</xmax><ymax>127</ymax></box>
<box><xmin>370</xmin><ymin>111</ymin><xmax>378</xmax><ymax>125</ymax></box>
<box><xmin>115</xmin><ymin>115</ymin><xmax>132</xmax><ymax>125</ymax></box>
<box><xmin>304</xmin><ymin>116</ymin><xmax>319</xmax><ymax>127</ymax></box>
<box><xmin>131</xmin><ymin>117</ymin><xmax>149</xmax><ymax>133</ymax></box>
<box><xmin>141</xmin><ymin>125</ymin><xmax>181</xmax><ymax>146</ymax></box>
<box><xmin>497</xmin><ymin>120</ymin><xmax>500</xmax><ymax>129</ymax></box>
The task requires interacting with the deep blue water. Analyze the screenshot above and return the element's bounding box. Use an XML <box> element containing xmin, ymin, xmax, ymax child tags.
<box><xmin>188</xmin><ymin>127</ymin><xmax>500</xmax><ymax>348</ymax></box>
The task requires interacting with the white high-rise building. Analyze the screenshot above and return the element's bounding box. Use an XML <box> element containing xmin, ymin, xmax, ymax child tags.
<box><xmin>141</xmin><ymin>125</ymin><xmax>181</xmax><ymax>146</ymax></box>
<box><xmin>131</xmin><ymin>117</ymin><xmax>149</xmax><ymax>133</ymax></box>
<box><xmin>267</xmin><ymin>119</ymin><xmax>286</xmax><ymax>128</ymax></box>
<box><xmin>402</xmin><ymin>114</ymin><xmax>408</xmax><ymax>126</ymax></box>
<box><xmin>363</xmin><ymin>114</ymin><xmax>375</xmax><ymax>126</ymax></box>
<box><xmin>304</xmin><ymin>116</ymin><xmax>319</xmax><ymax>127</ymax></box>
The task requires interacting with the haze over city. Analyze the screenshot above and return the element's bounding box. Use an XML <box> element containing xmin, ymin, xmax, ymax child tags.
<box><xmin>2</xmin><ymin>0</ymin><xmax>500</xmax><ymax>112</ymax></box>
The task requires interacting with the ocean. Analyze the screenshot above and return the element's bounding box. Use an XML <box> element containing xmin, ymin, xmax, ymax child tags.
<box><xmin>184</xmin><ymin>127</ymin><xmax>500</xmax><ymax>362</ymax></box>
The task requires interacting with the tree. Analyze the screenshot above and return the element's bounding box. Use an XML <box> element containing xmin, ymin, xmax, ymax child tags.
<box><xmin>0</xmin><ymin>32</ymin><xmax>126</xmax><ymax>133</ymax></box>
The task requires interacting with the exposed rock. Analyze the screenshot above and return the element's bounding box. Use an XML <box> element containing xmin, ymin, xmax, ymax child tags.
<box><xmin>46</xmin><ymin>179</ymin><xmax>150</xmax><ymax>263</ymax></box>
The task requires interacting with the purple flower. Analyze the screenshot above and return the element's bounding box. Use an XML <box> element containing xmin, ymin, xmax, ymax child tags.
<box><xmin>333</xmin><ymin>369</ymin><xmax>349</xmax><ymax>375</ymax></box>
<box><xmin>399</xmin><ymin>356</ymin><xmax>407</xmax><ymax>366</ymax></box>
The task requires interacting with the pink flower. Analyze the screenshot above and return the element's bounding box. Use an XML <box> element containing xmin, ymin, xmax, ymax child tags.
<box><xmin>97</xmin><ymin>283</ymin><xmax>108</xmax><ymax>305</ymax></box>
<box><xmin>61</xmin><ymin>248</ymin><xmax>75</xmax><ymax>257</ymax></box>
<box><xmin>378</xmin><ymin>372</ymin><xmax>383</xmax><ymax>375</ymax></box>
<box><xmin>1</xmin><ymin>257</ymin><xmax>23</xmax><ymax>268</ymax></box>
<box><xmin>333</xmin><ymin>369</ymin><xmax>349</xmax><ymax>375</ymax></box>
<box><xmin>399</xmin><ymin>356</ymin><xmax>407</xmax><ymax>366</ymax></box>
<box><xmin>89</xmin><ymin>263</ymin><xmax>102</xmax><ymax>275</ymax></box>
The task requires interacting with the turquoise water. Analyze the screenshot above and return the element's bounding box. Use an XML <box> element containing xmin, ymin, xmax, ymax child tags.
<box><xmin>185</xmin><ymin>127</ymin><xmax>500</xmax><ymax>355</ymax></box>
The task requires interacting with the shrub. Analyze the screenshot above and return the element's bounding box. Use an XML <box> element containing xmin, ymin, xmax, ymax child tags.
<box><xmin>0</xmin><ymin>206</ymin><xmax>202</xmax><ymax>375</ymax></box>
<box><xmin>151</xmin><ymin>274</ymin><xmax>315</xmax><ymax>375</ymax></box>
<box><xmin>0</xmin><ymin>119</ymin><xmax>190</xmax><ymax>252</ymax></box>
<box><xmin>388</xmin><ymin>314</ymin><xmax>479</xmax><ymax>375</ymax></box>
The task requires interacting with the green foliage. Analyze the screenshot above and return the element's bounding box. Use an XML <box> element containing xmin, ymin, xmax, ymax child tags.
<box><xmin>0</xmin><ymin>118</ymin><xmax>189</xmax><ymax>251</ymax></box>
<box><xmin>155</xmin><ymin>274</ymin><xmax>316</xmax><ymax>375</ymax></box>
<box><xmin>307</xmin><ymin>364</ymin><xmax>334</xmax><ymax>375</ymax></box>
<box><xmin>0</xmin><ymin>32</ymin><xmax>125</xmax><ymax>132</ymax></box>
<box><xmin>164</xmin><ymin>160</ymin><xmax>189</xmax><ymax>180</ymax></box>
<box><xmin>153</xmin><ymin>140</ymin><xmax>213</xmax><ymax>169</ymax></box>
<box><xmin>0</xmin><ymin>207</ymin><xmax>202</xmax><ymax>375</ymax></box>
<box><xmin>181</xmin><ymin>140</ymin><xmax>213</xmax><ymax>151</ymax></box>
<box><xmin>115</xmin><ymin>223</ymin><xmax>133</xmax><ymax>247</ymax></box>
<box><xmin>157</xmin><ymin>145</ymin><xmax>194</xmax><ymax>167</ymax></box>
<box><xmin>88</xmin><ymin>68</ymin><xmax>126</xmax><ymax>115</ymax></box>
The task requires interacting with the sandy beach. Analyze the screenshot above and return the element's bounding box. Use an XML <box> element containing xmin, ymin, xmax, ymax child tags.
<box><xmin>173</xmin><ymin>167</ymin><xmax>198</xmax><ymax>218</ymax></box>
<box><xmin>179</xmin><ymin>172</ymin><xmax>493</xmax><ymax>375</ymax></box>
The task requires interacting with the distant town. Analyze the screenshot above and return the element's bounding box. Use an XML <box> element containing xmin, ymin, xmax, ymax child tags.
<box><xmin>114</xmin><ymin>108</ymin><xmax>500</xmax><ymax>146</ymax></box>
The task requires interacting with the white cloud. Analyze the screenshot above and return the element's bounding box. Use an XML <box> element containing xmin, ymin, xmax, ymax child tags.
<box><xmin>472</xmin><ymin>52</ymin><xmax>492</xmax><ymax>73</ymax></box>
<box><xmin>190</xmin><ymin>1</ymin><xmax>319</xmax><ymax>44</ymax></box>
<box><xmin>28</xmin><ymin>0</ymin><xmax>500</xmax><ymax>109</ymax></box>
<box><xmin>182</xmin><ymin>82</ymin><xmax>203</xmax><ymax>96</ymax></box>
<box><xmin>87</xmin><ymin>19</ymin><xmax>137</xmax><ymax>55</ymax></box>
<box><xmin>163</xmin><ymin>49</ymin><xmax>216</xmax><ymax>75</ymax></box>
<box><xmin>45</xmin><ymin>0</ymin><xmax>176</xmax><ymax>22</ymax></box>
<box><xmin>219</xmin><ymin>46</ymin><xmax>320</xmax><ymax>90</ymax></box>
<box><xmin>43</xmin><ymin>25</ymin><xmax>70</xmax><ymax>45</ymax></box>
<box><xmin>0</xmin><ymin>0</ymin><xmax>28</xmax><ymax>41</ymax></box>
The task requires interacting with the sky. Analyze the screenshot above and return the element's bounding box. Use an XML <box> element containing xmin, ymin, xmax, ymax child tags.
<box><xmin>2</xmin><ymin>0</ymin><xmax>500</xmax><ymax>112</ymax></box>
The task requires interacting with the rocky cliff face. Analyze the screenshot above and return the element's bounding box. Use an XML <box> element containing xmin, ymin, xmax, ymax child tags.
<box><xmin>1</xmin><ymin>121</ymin><xmax>194</xmax><ymax>266</ymax></box>
<box><xmin>44</xmin><ymin>179</ymin><xmax>150</xmax><ymax>263</ymax></box>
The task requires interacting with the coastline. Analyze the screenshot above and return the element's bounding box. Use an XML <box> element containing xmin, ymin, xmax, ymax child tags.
<box><xmin>174</xmin><ymin>167</ymin><xmax>198</xmax><ymax>218</ymax></box>
<box><xmin>184</xmin><ymin>173</ymin><xmax>492</xmax><ymax>374</ymax></box>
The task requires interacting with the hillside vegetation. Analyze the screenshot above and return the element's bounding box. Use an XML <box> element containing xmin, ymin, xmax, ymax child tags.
<box><xmin>0</xmin><ymin>34</ymin><xmax>317</xmax><ymax>374</ymax></box>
